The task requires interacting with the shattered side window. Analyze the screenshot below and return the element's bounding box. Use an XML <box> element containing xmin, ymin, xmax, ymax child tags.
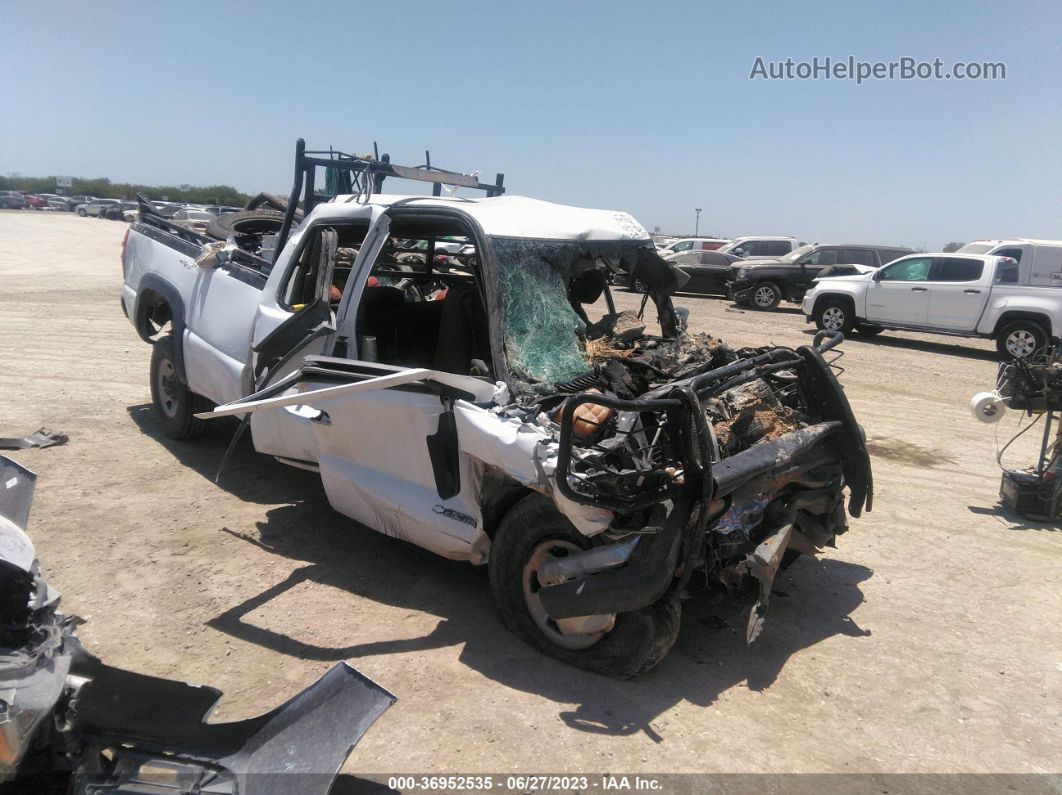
<box><xmin>493</xmin><ymin>238</ymin><xmax>594</xmax><ymax>385</ymax></box>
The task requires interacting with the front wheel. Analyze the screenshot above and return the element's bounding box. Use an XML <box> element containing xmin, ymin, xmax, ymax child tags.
<box><xmin>488</xmin><ymin>495</ymin><xmax>681</xmax><ymax>678</ymax></box>
<box><xmin>150</xmin><ymin>336</ymin><xmax>212</xmax><ymax>440</ymax></box>
<box><xmin>996</xmin><ymin>321</ymin><xmax>1047</xmax><ymax>360</ymax></box>
<box><xmin>77</xmin><ymin>207</ymin><xmax>87</xmax><ymax>217</ymax></box>
<box><xmin>626</xmin><ymin>273</ymin><xmax>646</xmax><ymax>293</ymax></box>
<box><xmin>813</xmin><ymin>298</ymin><xmax>855</xmax><ymax>334</ymax></box>
<box><xmin>750</xmin><ymin>282</ymin><xmax>782</xmax><ymax>310</ymax></box>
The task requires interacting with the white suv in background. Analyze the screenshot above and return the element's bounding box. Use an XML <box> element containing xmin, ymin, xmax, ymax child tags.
<box><xmin>657</xmin><ymin>237</ymin><xmax>730</xmax><ymax>254</ymax></box>
<box><xmin>957</xmin><ymin>239</ymin><xmax>1062</xmax><ymax>286</ymax></box>
<box><xmin>717</xmin><ymin>236</ymin><xmax>796</xmax><ymax>259</ymax></box>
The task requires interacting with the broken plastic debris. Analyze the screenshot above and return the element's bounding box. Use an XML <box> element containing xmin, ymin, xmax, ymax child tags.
<box><xmin>194</xmin><ymin>241</ymin><xmax>238</xmax><ymax>270</ymax></box>
<box><xmin>0</xmin><ymin>428</ymin><xmax>68</xmax><ymax>451</ymax></box>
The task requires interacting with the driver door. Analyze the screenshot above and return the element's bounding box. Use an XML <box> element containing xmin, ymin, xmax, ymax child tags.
<box><xmin>223</xmin><ymin>209</ymin><xmax>496</xmax><ymax>561</ymax></box>
<box><xmin>864</xmin><ymin>256</ymin><xmax>932</xmax><ymax>325</ymax></box>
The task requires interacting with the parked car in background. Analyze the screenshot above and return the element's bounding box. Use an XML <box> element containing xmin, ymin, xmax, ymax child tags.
<box><xmin>33</xmin><ymin>193</ymin><xmax>65</xmax><ymax>209</ymax></box>
<box><xmin>728</xmin><ymin>242</ymin><xmax>914</xmax><ymax>309</ymax></box>
<box><xmin>650</xmin><ymin>248</ymin><xmax>743</xmax><ymax>294</ymax></box>
<box><xmin>716</xmin><ymin>236</ymin><xmax>796</xmax><ymax>259</ymax></box>
<box><xmin>658</xmin><ymin>237</ymin><xmax>730</xmax><ymax>254</ymax></box>
<box><xmin>151</xmin><ymin>201</ymin><xmax>183</xmax><ymax>218</ymax></box>
<box><xmin>203</xmin><ymin>204</ymin><xmax>243</xmax><ymax>216</ymax></box>
<box><xmin>0</xmin><ymin>190</ymin><xmax>29</xmax><ymax>209</ymax></box>
<box><xmin>61</xmin><ymin>194</ymin><xmax>97</xmax><ymax>211</ymax></box>
<box><xmin>22</xmin><ymin>193</ymin><xmax>51</xmax><ymax>209</ymax></box>
<box><xmin>78</xmin><ymin>198</ymin><xmax>122</xmax><ymax>217</ymax></box>
<box><xmin>102</xmin><ymin>201</ymin><xmax>140</xmax><ymax>220</ymax></box>
<box><xmin>957</xmin><ymin>239</ymin><xmax>1062</xmax><ymax>286</ymax></box>
<box><xmin>46</xmin><ymin>196</ymin><xmax>71</xmax><ymax>210</ymax></box>
<box><xmin>803</xmin><ymin>253</ymin><xmax>1062</xmax><ymax>359</ymax></box>
<box><xmin>170</xmin><ymin>208</ymin><xmax>215</xmax><ymax>233</ymax></box>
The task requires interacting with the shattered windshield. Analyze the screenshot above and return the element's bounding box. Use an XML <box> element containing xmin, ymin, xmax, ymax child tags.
<box><xmin>493</xmin><ymin>239</ymin><xmax>596</xmax><ymax>385</ymax></box>
<box><xmin>491</xmin><ymin>238</ymin><xmax>647</xmax><ymax>386</ymax></box>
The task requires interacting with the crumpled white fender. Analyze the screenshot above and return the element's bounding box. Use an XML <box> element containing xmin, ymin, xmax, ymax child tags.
<box><xmin>454</xmin><ymin>402</ymin><xmax>613</xmax><ymax>536</ymax></box>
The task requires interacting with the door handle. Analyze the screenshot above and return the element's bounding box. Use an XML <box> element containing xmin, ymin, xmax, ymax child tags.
<box><xmin>964</xmin><ymin>289</ymin><xmax>981</xmax><ymax>294</ymax></box>
<box><xmin>911</xmin><ymin>287</ymin><xmax>927</xmax><ymax>292</ymax></box>
<box><xmin>309</xmin><ymin>410</ymin><xmax>331</xmax><ymax>425</ymax></box>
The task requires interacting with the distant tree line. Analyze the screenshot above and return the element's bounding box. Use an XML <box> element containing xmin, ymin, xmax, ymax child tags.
<box><xmin>0</xmin><ymin>174</ymin><xmax>251</xmax><ymax>206</ymax></box>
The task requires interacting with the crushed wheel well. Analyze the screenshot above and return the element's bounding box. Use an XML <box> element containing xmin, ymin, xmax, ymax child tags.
<box><xmin>478</xmin><ymin>469</ymin><xmax>535</xmax><ymax>540</ymax></box>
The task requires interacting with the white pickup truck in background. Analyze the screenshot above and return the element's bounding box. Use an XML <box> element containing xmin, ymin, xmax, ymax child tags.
<box><xmin>802</xmin><ymin>252</ymin><xmax>1062</xmax><ymax>359</ymax></box>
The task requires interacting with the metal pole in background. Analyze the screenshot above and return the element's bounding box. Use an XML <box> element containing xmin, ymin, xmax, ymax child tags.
<box><xmin>695</xmin><ymin>208</ymin><xmax>702</xmax><ymax>236</ymax></box>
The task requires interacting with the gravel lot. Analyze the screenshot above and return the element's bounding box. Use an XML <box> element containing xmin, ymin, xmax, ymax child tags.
<box><xmin>1</xmin><ymin>211</ymin><xmax>1058</xmax><ymax>781</ymax></box>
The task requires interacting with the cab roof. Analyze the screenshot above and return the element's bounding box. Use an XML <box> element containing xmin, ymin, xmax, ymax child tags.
<box><xmin>319</xmin><ymin>193</ymin><xmax>652</xmax><ymax>243</ymax></box>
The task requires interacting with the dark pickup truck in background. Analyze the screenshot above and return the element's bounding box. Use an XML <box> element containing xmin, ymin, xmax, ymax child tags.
<box><xmin>728</xmin><ymin>243</ymin><xmax>914</xmax><ymax>310</ymax></box>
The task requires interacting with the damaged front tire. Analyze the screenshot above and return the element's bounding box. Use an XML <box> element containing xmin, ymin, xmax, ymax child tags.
<box><xmin>488</xmin><ymin>495</ymin><xmax>681</xmax><ymax>678</ymax></box>
<box><xmin>150</xmin><ymin>336</ymin><xmax>212</xmax><ymax>440</ymax></box>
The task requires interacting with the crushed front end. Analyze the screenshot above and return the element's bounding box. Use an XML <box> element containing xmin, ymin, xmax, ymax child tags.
<box><xmin>491</xmin><ymin>239</ymin><xmax>872</xmax><ymax>645</ymax></box>
<box><xmin>541</xmin><ymin>330</ymin><xmax>872</xmax><ymax>641</ymax></box>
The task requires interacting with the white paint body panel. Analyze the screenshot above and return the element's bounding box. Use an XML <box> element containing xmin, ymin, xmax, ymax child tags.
<box><xmin>120</xmin><ymin>192</ymin><xmax>641</xmax><ymax>563</ymax></box>
<box><xmin>802</xmin><ymin>253</ymin><xmax>1062</xmax><ymax>338</ymax></box>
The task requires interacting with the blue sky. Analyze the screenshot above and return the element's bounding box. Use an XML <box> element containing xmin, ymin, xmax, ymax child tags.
<box><xmin>2</xmin><ymin>0</ymin><xmax>1060</xmax><ymax>248</ymax></box>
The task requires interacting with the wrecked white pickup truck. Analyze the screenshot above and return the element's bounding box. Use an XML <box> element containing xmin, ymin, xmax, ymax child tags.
<box><xmin>120</xmin><ymin>140</ymin><xmax>873</xmax><ymax>677</ymax></box>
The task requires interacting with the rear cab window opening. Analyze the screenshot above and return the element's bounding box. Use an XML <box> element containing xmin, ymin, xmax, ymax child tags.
<box><xmin>280</xmin><ymin>222</ymin><xmax>369</xmax><ymax>310</ymax></box>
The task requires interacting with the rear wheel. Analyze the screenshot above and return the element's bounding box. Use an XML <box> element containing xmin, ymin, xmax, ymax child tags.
<box><xmin>77</xmin><ymin>207</ymin><xmax>87</xmax><ymax>217</ymax></box>
<box><xmin>813</xmin><ymin>298</ymin><xmax>855</xmax><ymax>334</ymax></box>
<box><xmin>996</xmin><ymin>320</ymin><xmax>1047</xmax><ymax>360</ymax></box>
<box><xmin>488</xmin><ymin>494</ymin><xmax>681</xmax><ymax>678</ymax></box>
<box><xmin>750</xmin><ymin>282</ymin><xmax>782</xmax><ymax>310</ymax></box>
<box><xmin>150</xmin><ymin>336</ymin><xmax>211</xmax><ymax>440</ymax></box>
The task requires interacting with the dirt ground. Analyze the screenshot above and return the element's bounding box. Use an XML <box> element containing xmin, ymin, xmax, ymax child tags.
<box><xmin>1</xmin><ymin>211</ymin><xmax>1058</xmax><ymax>779</ymax></box>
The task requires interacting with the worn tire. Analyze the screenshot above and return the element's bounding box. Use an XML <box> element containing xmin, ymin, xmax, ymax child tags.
<box><xmin>749</xmin><ymin>282</ymin><xmax>782</xmax><ymax>310</ymax></box>
<box><xmin>206</xmin><ymin>209</ymin><xmax>288</xmax><ymax>241</ymax></box>
<box><xmin>996</xmin><ymin>320</ymin><xmax>1047</xmax><ymax>360</ymax></box>
<box><xmin>813</xmin><ymin>298</ymin><xmax>855</xmax><ymax>335</ymax></box>
<box><xmin>488</xmin><ymin>494</ymin><xmax>681</xmax><ymax>678</ymax></box>
<box><xmin>150</xmin><ymin>336</ymin><xmax>211</xmax><ymax>440</ymax></box>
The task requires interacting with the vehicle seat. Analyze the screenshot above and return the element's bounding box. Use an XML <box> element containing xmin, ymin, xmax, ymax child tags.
<box><xmin>356</xmin><ymin>286</ymin><xmax>405</xmax><ymax>360</ymax></box>
<box><xmin>433</xmin><ymin>281</ymin><xmax>491</xmax><ymax>376</ymax></box>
